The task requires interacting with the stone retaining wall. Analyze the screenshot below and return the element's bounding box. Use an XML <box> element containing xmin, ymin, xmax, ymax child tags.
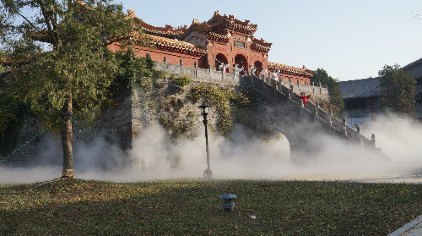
<box><xmin>155</xmin><ymin>62</ymin><xmax>329</xmax><ymax>102</ymax></box>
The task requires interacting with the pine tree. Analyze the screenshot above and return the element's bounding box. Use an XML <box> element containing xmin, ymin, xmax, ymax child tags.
<box><xmin>379</xmin><ymin>64</ymin><xmax>416</xmax><ymax>115</ymax></box>
<box><xmin>0</xmin><ymin>0</ymin><xmax>138</xmax><ymax>178</ymax></box>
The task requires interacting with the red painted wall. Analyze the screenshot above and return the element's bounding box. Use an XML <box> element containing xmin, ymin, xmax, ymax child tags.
<box><xmin>108</xmin><ymin>43</ymin><xmax>206</xmax><ymax>68</ymax></box>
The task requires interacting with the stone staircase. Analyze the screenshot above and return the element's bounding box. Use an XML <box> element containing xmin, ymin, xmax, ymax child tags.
<box><xmin>154</xmin><ymin>61</ymin><xmax>377</xmax><ymax>149</ymax></box>
<box><xmin>245</xmin><ymin>75</ymin><xmax>376</xmax><ymax>149</ymax></box>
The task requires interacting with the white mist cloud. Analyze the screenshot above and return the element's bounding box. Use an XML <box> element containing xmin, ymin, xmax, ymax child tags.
<box><xmin>362</xmin><ymin>114</ymin><xmax>422</xmax><ymax>163</ymax></box>
<box><xmin>1</xmin><ymin>114</ymin><xmax>421</xmax><ymax>184</ymax></box>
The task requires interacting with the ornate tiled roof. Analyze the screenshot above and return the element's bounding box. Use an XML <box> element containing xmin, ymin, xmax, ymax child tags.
<box><xmin>339</xmin><ymin>78</ymin><xmax>381</xmax><ymax>99</ymax></box>
<box><xmin>140</xmin><ymin>34</ymin><xmax>206</xmax><ymax>57</ymax></box>
<box><xmin>207</xmin><ymin>10</ymin><xmax>257</xmax><ymax>35</ymax></box>
<box><xmin>252</xmin><ymin>37</ymin><xmax>272</xmax><ymax>47</ymax></box>
<box><xmin>268</xmin><ymin>62</ymin><xmax>313</xmax><ymax>78</ymax></box>
<box><xmin>207</xmin><ymin>32</ymin><xmax>231</xmax><ymax>43</ymax></box>
<box><xmin>135</xmin><ymin>18</ymin><xmax>187</xmax><ymax>39</ymax></box>
<box><xmin>251</xmin><ymin>37</ymin><xmax>272</xmax><ymax>53</ymax></box>
<box><xmin>185</xmin><ymin>20</ymin><xmax>212</xmax><ymax>35</ymax></box>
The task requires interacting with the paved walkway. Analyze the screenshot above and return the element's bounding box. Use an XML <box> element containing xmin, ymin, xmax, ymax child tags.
<box><xmin>389</xmin><ymin>215</ymin><xmax>422</xmax><ymax>236</ymax></box>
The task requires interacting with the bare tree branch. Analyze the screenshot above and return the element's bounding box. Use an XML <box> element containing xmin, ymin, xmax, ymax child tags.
<box><xmin>17</xmin><ymin>12</ymin><xmax>37</xmax><ymax>30</ymax></box>
<box><xmin>37</xmin><ymin>0</ymin><xmax>58</xmax><ymax>48</ymax></box>
<box><xmin>0</xmin><ymin>55</ymin><xmax>33</xmax><ymax>66</ymax></box>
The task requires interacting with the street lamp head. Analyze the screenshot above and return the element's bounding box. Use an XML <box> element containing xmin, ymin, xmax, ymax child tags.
<box><xmin>199</xmin><ymin>101</ymin><xmax>209</xmax><ymax>115</ymax></box>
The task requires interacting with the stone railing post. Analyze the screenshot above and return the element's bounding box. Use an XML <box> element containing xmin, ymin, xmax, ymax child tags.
<box><xmin>319</xmin><ymin>82</ymin><xmax>322</xmax><ymax>94</ymax></box>
<box><xmin>314</xmin><ymin>101</ymin><xmax>319</xmax><ymax>122</ymax></box>
<box><xmin>221</xmin><ymin>67</ymin><xmax>225</xmax><ymax>80</ymax></box>
<box><xmin>209</xmin><ymin>66</ymin><xmax>212</xmax><ymax>79</ymax></box>
<box><xmin>328</xmin><ymin>116</ymin><xmax>333</xmax><ymax>130</ymax></box>
<box><xmin>356</xmin><ymin>126</ymin><xmax>361</xmax><ymax>142</ymax></box>
<box><xmin>300</xmin><ymin>99</ymin><xmax>305</xmax><ymax>117</ymax></box>
<box><xmin>342</xmin><ymin>118</ymin><xmax>348</xmax><ymax>136</ymax></box>
<box><xmin>371</xmin><ymin>134</ymin><xmax>376</xmax><ymax>147</ymax></box>
<box><xmin>327</xmin><ymin>108</ymin><xmax>333</xmax><ymax>130</ymax></box>
<box><xmin>194</xmin><ymin>62</ymin><xmax>198</xmax><ymax>77</ymax></box>
<box><xmin>289</xmin><ymin>84</ymin><xmax>294</xmax><ymax>101</ymax></box>
<box><xmin>179</xmin><ymin>59</ymin><xmax>183</xmax><ymax>74</ymax></box>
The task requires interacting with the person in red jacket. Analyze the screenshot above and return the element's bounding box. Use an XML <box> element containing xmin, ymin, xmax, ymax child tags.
<box><xmin>300</xmin><ymin>92</ymin><xmax>311</xmax><ymax>106</ymax></box>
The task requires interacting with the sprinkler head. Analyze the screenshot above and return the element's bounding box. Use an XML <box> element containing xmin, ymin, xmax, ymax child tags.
<box><xmin>220</xmin><ymin>194</ymin><xmax>237</xmax><ymax>211</ymax></box>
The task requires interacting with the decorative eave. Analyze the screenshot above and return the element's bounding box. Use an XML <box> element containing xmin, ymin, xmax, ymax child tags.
<box><xmin>186</xmin><ymin>20</ymin><xmax>212</xmax><ymax>34</ymax></box>
<box><xmin>252</xmin><ymin>37</ymin><xmax>272</xmax><ymax>47</ymax></box>
<box><xmin>207</xmin><ymin>32</ymin><xmax>231</xmax><ymax>43</ymax></box>
<box><xmin>136</xmin><ymin>34</ymin><xmax>207</xmax><ymax>57</ymax></box>
<box><xmin>251</xmin><ymin>37</ymin><xmax>272</xmax><ymax>53</ymax></box>
<box><xmin>250</xmin><ymin>43</ymin><xmax>271</xmax><ymax>53</ymax></box>
<box><xmin>268</xmin><ymin>62</ymin><xmax>314</xmax><ymax>78</ymax></box>
<box><xmin>207</xmin><ymin>10</ymin><xmax>257</xmax><ymax>35</ymax></box>
<box><xmin>135</xmin><ymin>18</ymin><xmax>187</xmax><ymax>39</ymax></box>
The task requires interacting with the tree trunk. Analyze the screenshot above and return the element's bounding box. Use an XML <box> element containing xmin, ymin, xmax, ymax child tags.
<box><xmin>61</xmin><ymin>95</ymin><xmax>74</xmax><ymax>178</ymax></box>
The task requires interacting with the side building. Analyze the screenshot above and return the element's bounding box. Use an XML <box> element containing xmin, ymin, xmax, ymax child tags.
<box><xmin>339</xmin><ymin>58</ymin><xmax>422</xmax><ymax>127</ymax></box>
<box><xmin>404</xmin><ymin>58</ymin><xmax>422</xmax><ymax>116</ymax></box>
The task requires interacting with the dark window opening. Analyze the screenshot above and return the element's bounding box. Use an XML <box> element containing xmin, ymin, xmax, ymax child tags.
<box><xmin>345</xmin><ymin>98</ymin><xmax>372</xmax><ymax>110</ymax></box>
<box><xmin>416</xmin><ymin>77</ymin><xmax>422</xmax><ymax>85</ymax></box>
<box><xmin>416</xmin><ymin>93</ymin><xmax>422</xmax><ymax>104</ymax></box>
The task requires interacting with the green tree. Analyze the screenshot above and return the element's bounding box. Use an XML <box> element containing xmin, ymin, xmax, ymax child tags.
<box><xmin>311</xmin><ymin>68</ymin><xmax>344</xmax><ymax>115</ymax></box>
<box><xmin>379</xmin><ymin>64</ymin><xmax>416</xmax><ymax>115</ymax></box>
<box><xmin>0</xmin><ymin>0</ymin><xmax>137</xmax><ymax>178</ymax></box>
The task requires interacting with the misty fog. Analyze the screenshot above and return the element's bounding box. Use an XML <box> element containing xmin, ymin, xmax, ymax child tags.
<box><xmin>1</xmin><ymin>113</ymin><xmax>421</xmax><ymax>184</ymax></box>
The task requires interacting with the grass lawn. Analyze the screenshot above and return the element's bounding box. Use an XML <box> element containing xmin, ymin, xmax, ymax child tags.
<box><xmin>0</xmin><ymin>179</ymin><xmax>421</xmax><ymax>235</ymax></box>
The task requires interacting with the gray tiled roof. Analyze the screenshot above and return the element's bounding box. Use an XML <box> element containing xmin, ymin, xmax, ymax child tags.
<box><xmin>340</xmin><ymin>58</ymin><xmax>422</xmax><ymax>99</ymax></box>
<box><xmin>403</xmin><ymin>58</ymin><xmax>422</xmax><ymax>70</ymax></box>
<box><xmin>339</xmin><ymin>77</ymin><xmax>381</xmax><ymax>99</ymax></box>
<box><xmin>417</xmin><ymin>85</ymin><xmax>422</xmax><ymax>94</ymax></box>
<box><xmin>403</xmin><ymin>58</ymin><xmax>422</xmax><ymax>79</ymax></box>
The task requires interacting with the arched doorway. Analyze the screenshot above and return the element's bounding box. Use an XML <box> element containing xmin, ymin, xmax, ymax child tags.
<box><xmin>254</xmin><ymin>61</ymin><xmax>263</xmax><ymax>76</ymax></box>
<box><xmin>215</xmin><ymin>53</ymin><xmax>229</xmax><ymax>72</ymax></box>
<box><xmin>234</xmin><ymin>54</ymin><xmax>248</xmax><ymax>74</ymax></box>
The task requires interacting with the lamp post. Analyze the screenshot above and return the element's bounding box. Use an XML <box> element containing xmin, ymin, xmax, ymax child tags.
<box><xmin>199</xmin><ymin>101</ymin><xmax>212</xmax><ymax>178</ymax></box>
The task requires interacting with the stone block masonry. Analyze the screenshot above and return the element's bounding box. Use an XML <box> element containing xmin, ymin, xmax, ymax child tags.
<box><xmin>1</xmin><ymin>60</ymin><xmax>376</xmax><ymax>165</ymax></box>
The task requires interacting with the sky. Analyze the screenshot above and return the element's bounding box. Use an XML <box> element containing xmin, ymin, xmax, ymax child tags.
<box><xmin>116</xmin><ymin>0</ymin><xmax>422</xmax><ymax>81</ymax></box>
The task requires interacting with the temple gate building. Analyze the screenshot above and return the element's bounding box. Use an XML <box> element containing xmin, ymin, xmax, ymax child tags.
<box><xmin>109</xmin><ymin>10</ymin><xmax>314</xmax><ymax>85</ymax></box>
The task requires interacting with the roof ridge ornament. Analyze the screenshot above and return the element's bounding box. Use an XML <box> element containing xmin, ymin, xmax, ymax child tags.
<box><xmin>127</xmin><ymin>9</ymin><xmax>136</xmax><ymax>18</ymax></box>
